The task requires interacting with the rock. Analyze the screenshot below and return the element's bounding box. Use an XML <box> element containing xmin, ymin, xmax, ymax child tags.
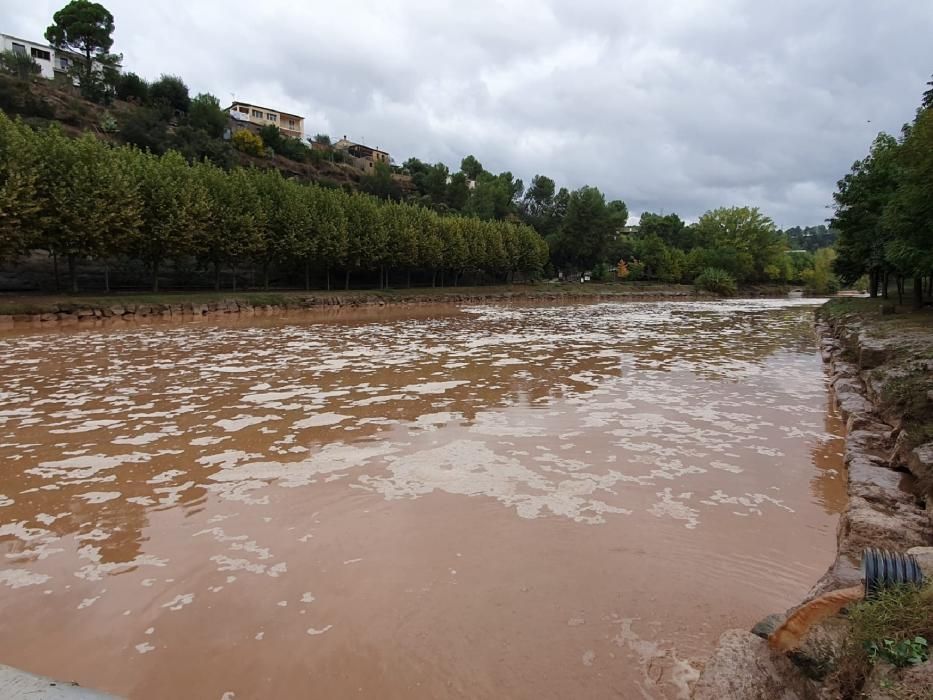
<box><xmin>907</xmin><ymin>442</ymin><xmax>933</xmax><ymax>481</ymax></box>
<box><xmin>691</xmin><ymin>629</ymin><xmax>816</xmax><ymax>699</ymax></box>
<box><xmin>847</xmin><ymin>458</ymin><xmax>915</xmax><ymax>508</ymax></box>
<box><xmin>858</xmin><ymin>334</ymin><xmax>890</xmax><ymax>370</ymax></box>
<box><xmin>75</xmin><ymin>308</ymin><xmax>95</xmax><ymax>318</ymax></box>
<box><xmin>862</xmin><ymin>659</ymin><xmax>933</xmax><ymax>699</ymax></box>
<box><xmin>39</xmin><ymin>313</ymin><xmax>56</xmax><ymax>322</ymax></box>
<box><xmin>907</xmin><ymin>546</ymin><xmax>933</xmax><ymax>580</ymax></box>
<box><xmin>751</xmin><ymin>613</ymin><xmax>784</xmax><ymax>640</ymax></box>
<box><xmin>838</xmin><ymin>496</ymin><xmax>933</xmax><ymax>560</ymax></box>
<box><xmin>109</xmin><ymin>306</ymin><xmax>125</xmax><ymax>317</ymax></box>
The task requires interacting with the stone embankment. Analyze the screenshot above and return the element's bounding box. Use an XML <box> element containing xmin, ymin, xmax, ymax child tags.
<box><xmin>693</xmin><ymin>303</ymin><xmax>933</xmax><ymax>699</ymax></box>
<box><xmin>0</xmin><ymin>288</ymin><xmax>705</xmax><ymax>328</ymax></box>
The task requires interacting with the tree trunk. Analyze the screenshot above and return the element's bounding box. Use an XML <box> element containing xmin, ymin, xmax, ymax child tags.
<box><xmin>897</xmin><ymin>276</ymin><xmax>903</xmax><ymax>306</ymax></box>
<box><xmin>214</xmin><ymin>261</ymin><xmax>221</xmax><ymax>291</ymax></box>
<box><xmin>440</xmin><ymin>270</ymin><xmax>445</xmax><ymax>287</ymax></box>
<box><xmin>432</xmin><ymin>270</ymin><xmax>436</xmax><ymax>288</ymax></box>
<box><xmin>882</xmin><ymin>270</ymin><xmax>890</xmax><ymax>298</ymax></box>
<box><xmin>868</xmin><ymin>269</ymin><xmax>878</xmax><ymax>297</ymax></box>
<box><xmin>151</xmin><ymin>259</ymin><xmax>160</xmax><ymax>293</ymax></box>
<box><xmin>304</xmin><ymin>260</ymin><xmax>311</xmax><ymax>291</ymax></box>
<box><xmin>913</xmin><ymin>277</ymin><xmax>923</xmax><ymax>310</ymax></box>
<box><xmin>67</xmin><ymin>254</ymin><xmax>78</xmax><ymax>293</ymax></box>
<box><xmin>103</xmin><ymin>262</ymin><xmax>110</xmax><ymax>293</ymax></box>
<box><xmin>345</xmin><ymin>269</ymin><xmax>350</xmax><ymax>290</ymax></box>
<box><xmin>406</xmin><ymin>270</ymin><xmax>411</xmax><ymax>288</ymax></box>
<box><xmin>52</xmin><ymin>251</ymin><xmax>60</xmax><ymax>292</ymax></box>
<box><xmin>232</xmin><ymin>264</ymin><xmax>237</xmax><ymax>292</ymax></box>
<box><xmin>263</xmin><ymin>261</ymin><xmax>270</xmax><ymax>291</ymax></box>
<box><xmin>326</xmin><ymin>267</ymin><xmax>330</xmax><ymax>291</ymax></box>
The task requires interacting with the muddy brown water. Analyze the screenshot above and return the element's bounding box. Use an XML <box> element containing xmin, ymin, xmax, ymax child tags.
<box><xmin>0</xmin><ymin>298</ymin><xmax>845</xmax><ymax>699</ymax></box>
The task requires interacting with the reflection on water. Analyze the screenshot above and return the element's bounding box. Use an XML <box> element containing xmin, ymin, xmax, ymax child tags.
<box><xmin>0</xmin><ymin>298</ymin><xmax>844</xmax><ymax>699</ymax></box>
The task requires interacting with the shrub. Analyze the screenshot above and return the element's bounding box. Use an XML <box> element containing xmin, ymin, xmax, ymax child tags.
<box><xmin>0</xmin><ymin>50</ymin><xmax>41</xmax><ymax>80</ymax></box>
<box><xmin>149</xmin><ymin>74</ymin><xmax>190</xmax><ymax>114</ymax></box>
<box><xmin>694</xmin><ymin>267</ymin><xmax>737</xmax><ymax>296</ymax></box>
<box><xmin>99</xmin><ymin>113</ymin><xmax>118</xmax><ymax>133</ymax></box>
<box><xmin>118</xmin><ymin>108</ymin><xmax>169</xmax><ymax>153</ymax></box>
<box><xmin>115</xmin><ymin>72</ymin><xmax>149</xmax><ymax>103</ymax></box>
<box><xmin>232</xmin><ymin>129</ymin><xmax>264</xmax><ymax>156</ymax></box>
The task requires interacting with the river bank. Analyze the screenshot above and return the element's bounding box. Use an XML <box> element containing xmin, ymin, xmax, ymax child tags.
<box><xmin>0</xmin><ymin>282</ymin><xmax>795</xmax><ymax>328</ymax></box>
<box><xmin>693</xmin><ymin>297</ymin><xmax>933</xmax><ymax>699</ymax></box>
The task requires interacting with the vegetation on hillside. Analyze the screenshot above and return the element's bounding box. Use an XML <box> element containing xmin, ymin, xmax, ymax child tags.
<box><xmin>832</xmin><ymin>75</ymin><xmax>933</xmax><ymax>308</ymax></box>
<box><xmin>0</xmin><ymin>112</ymin><xmax>548</xmax><ymax>292</ymax></box>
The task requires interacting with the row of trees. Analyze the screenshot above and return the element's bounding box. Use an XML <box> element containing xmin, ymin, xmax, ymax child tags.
<box><xmin>0</xmin><ymin>112</ymin><xmax>548</xmax><ymax>292</ymax></box>
<box><xmin>832</xmin><ymin>75</ymin><xmax>933</xmax><ymax>307</ymax></box>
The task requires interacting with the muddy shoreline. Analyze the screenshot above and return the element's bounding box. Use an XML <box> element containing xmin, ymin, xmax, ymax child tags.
<box><xmin>692</xmin><ymin>303</ymin><xmax>933</xmax><ymax>699</ymax></box>
<box><xmin>0</xmin><ymin>284</ymin><xmax>801</xmax><ymax>328</ymax></box>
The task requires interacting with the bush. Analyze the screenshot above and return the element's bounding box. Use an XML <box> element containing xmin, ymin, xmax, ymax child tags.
<box><xmin>694</xmin><ymin>267</ymin><xmax>737</xmax><ymax>296</ymax></box>
<box><xmin>118</xmin><ymin>108</ymin><xmax>169</xmax><ymax>153</ymax></box>
<box><xmin>115</xmin><ymin>72</ymin><xmax>149</xmax><ymax>103</ymax></box>
<box><xmin>0</xmin><ymin>50</ymin><xmax>40</xmax><ymax>80</ymax></box>
<box><xmin>187</xmin><ymin>93</ymin><xmax>227</xmax><ymax>138</ymax></box>
<box><xmin>99</xmin><ymin>113</ymin><xmax>118</xmax><ymax>133</ymax></box>
<box><xmin>149</xmin><ymin>74</ymin><xmax>190</xmax><ymax>114</ymax></box>
<box><xmin>232</xmin><ymin>129</ymin><xmax>264</xmax><ymax>156</ymax></box>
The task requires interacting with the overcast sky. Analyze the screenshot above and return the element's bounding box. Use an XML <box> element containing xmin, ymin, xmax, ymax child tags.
<box><xmin>6</xmin><ymin>0</ymin><xmax>933</xmax><ymax>226</ymax></box>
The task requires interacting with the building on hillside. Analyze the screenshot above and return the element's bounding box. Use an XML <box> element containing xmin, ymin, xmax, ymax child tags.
<box><xmin>227</xmin><ymin>101</ymin><xmax>304</xmax><ymax>140</ymax></box>
<box><xmin>1</xmin><ymin>33</ymin><xmax>119</xmax><ymax>81</ymax></box>
<box><xmin>333</xmin><ymin>136</ymin><xmax>390</xmax><ymax>172</ymax></box>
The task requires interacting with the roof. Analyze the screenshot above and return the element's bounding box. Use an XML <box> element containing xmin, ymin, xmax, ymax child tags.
<box><xmin>228</xmin><ymin>101</ymin><xmax>304</xmax><ymax>121</ymax></box>
<box><xmin>334</xmin><ymin>138</ymin><xmax>388</xmax><ymax>155</ymax></box>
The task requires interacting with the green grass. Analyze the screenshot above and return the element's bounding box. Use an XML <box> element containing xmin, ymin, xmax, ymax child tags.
<box><xmin>835</xmin><ymin>583</ymin><xmax>933</xmax><ymax>698</ymax></box>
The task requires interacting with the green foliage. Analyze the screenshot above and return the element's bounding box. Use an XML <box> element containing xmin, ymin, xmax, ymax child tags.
<box><xmin>359</xmin><ymin>161</ymin><xmax>401</xmax><ymax>201</ymax></box>
<box><xmin>232</xmin><ymin>129</ymin><xmax>264</xmax><ymax>156</ymax></box>
<box><xmin>187</xmin><ymin>93</ymin><xmax>227</xmax><ymax>138</ymax></box>
<box><xmin>460</xmin><ymin>154</ymin><xmax>483</xmax><ymax>180</ymax></box>
<box><xmin>864</xmin><ymin>637</ymin><xmax>929</xmax><ymax>667</ymax></box>
<box><xmin>312</xmin><ymin>133</ymin><xmax>331</xmax><ymax>146</ymax></box>
<box><xmin>693</xmin><ymin>206</ymin><xmax>787</xmax><ymax>282</ymax></box>
<box><xmin>45</xmin><ymin>0</ymin><xmax>114</xmax><ymax>89</ymax></box>
<box><xmin>0</xmin><ymin>114</ymin><xmax>548</xmax><ymax>292</ymax></box>
<box><xmin>800</xmin><ymin>247</ymin><xmax>840</xmax><ymax>294</ymax></box>
<box><xmin>98</xmin><ymin>112</ymin><xmax>117</xmax><ymax>133</ymax></box>
<box><xmin>118</xmin><ymin>108</ymin><xmax>169</xmax><ymax>153</ymax></box>
<box><xmin>115</xmin><ymin>71</ymin><xmax>148</xmax><ymax>102</ymax></box>
<box><xmin>694</xmin><ymin>267</ymin><xmax>737</xmax><ymax>296</ymax></box>
<box><xmin>149</xmin><ymin>74</ymin><xmax>190</xmax><ymax>114</ymax></box>
<box><xmin>838</xmin><ymin>583</ymin><xmax>933</xmax><ymax>693</ymax></box>
<box><xmin>0</xmin><ymin>51</ymin><xmax>41</xmax><ymax>80</ymax></box>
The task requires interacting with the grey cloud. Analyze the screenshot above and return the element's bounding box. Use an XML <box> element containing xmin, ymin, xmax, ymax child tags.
<box><xmin>8</xmin><ymin>0</ymin><xmax>933</xmax><ymax>226</ymax></box>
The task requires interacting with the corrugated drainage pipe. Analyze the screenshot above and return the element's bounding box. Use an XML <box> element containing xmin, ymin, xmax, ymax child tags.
<box><xmin>769</xmin><ymin>548</ymin><xmax>925</xmax><ymax>652</ymax></box>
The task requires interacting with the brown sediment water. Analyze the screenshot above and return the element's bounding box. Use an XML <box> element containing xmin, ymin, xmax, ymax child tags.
<box><xmin>0</xmin><ymin>298</ymin><xmax>846</xmax><ymax>699</ymax></box>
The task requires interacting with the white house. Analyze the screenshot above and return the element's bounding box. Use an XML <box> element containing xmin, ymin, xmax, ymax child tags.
<box><xmin>1</xmin><ymin>33</ymin><xmax>119</xmax><ymax>81</ymax></box>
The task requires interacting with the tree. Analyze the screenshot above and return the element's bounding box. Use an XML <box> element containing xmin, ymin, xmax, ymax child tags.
<box><xmin>33</xmin><ymin>128</ymin><xmax>140</xmax><ymax>291</ymax></box>
<box><xmin>0</xmin><ymin>113</ymin><xmax>40</xmax><ymax>263</ymax></box>
<box><xmin>693</xmin><ymin>206</ymin><xmax>786</xmax><ymax>282</ymax></box>
<box><xmin>359</xmin><ymin>161</ymin><xmax>401</xmax><ymax>201</ymax></box>
<box><xmin>45</xmin><ymin>0</ymin><xmax>114</xmax><ymax>90</ymax></box>
<box><xmin>831</xmin><ymin>133</ymin><xmax>901</xmax><ymax>295</ymax></box>
<box><xmin>555</xmin><ymin>186</ymin><xmax>612</xmax><ymax>270</ymax></box>
<box><xmin>149</xmin><ymin>74</ymin><xmax>190</xmax><ymax>114</ymax></box>
<box><xmin>445</xmin><ymin>172</ymin><xmax>470</xmax><ymax>211</ymax></box>
<box><xmin>922</xmin><ymin>74</ymin><xmax>933</xmax><ymax>111</ymax></box>
<box><xmin>312</xmin><ymin>133</ymin><xmax>331</xmax><ymax>146</ymax></box>
<box><xmin>460</xmin><ymin>154</ymin><xmax>483</xmax><ymax>180</ymax></box>
<box><xmin>188</xmin><ymin>93</ymin><xmax>227</xmax><ymax>138</ymax></box>
<box><xmin>115</xmin><ymin>71</ymin><xmax>148</xmax><ymax>102</ymax></box>
<box><xmin>232</xmin><ymin>129</ymin><xmax>264</xmax><ymax>156</ymax></box>
<box><xmin>0</xmin><ymin>51</ymin><xmax>41</xmax><ymax>80</ymax></box>
<box><xmin>132</xmin><ymin>150</ymin><xmax>209</xmax><ymax>291</ymax></box>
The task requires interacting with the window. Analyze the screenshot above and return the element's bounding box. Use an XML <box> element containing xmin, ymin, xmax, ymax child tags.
<box><xmin>287</xmin><ymin>119</ymin><xmax>296</xmax><ymax>128</ymax></box>
<box><xmin>252</xmin><ymin>109</ymin><xmax>262</xmax><ymax>118</ymax></box>
<box><xmin>31</xmin><ymin>47</ymin><xmax>51</xmax><ymax>61</ymax></box>
<box><xmin>238</xmin><ymin>106</ymin><xmax>249</xmax><ymax>113</ymax></box>
<box><xmin>59</xmin><ymin>56</ymin><xmax>71</xmax><ymax>69</ymax></box>
<box><xmin>11</xmin><ymin>43</ymin><xmax>25</xmax><ymax>56</ymax></box>
<box><xmin>267</xmin><ymin>113</ymin><xmax>277</xmax><ymax>121</ymax></box>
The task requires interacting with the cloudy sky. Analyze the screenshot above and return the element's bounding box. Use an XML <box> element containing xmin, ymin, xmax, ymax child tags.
<box><xmin>6</xmin><ymin>0</ymin><xmax>933</xmax><ymax>226</ymax></box>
